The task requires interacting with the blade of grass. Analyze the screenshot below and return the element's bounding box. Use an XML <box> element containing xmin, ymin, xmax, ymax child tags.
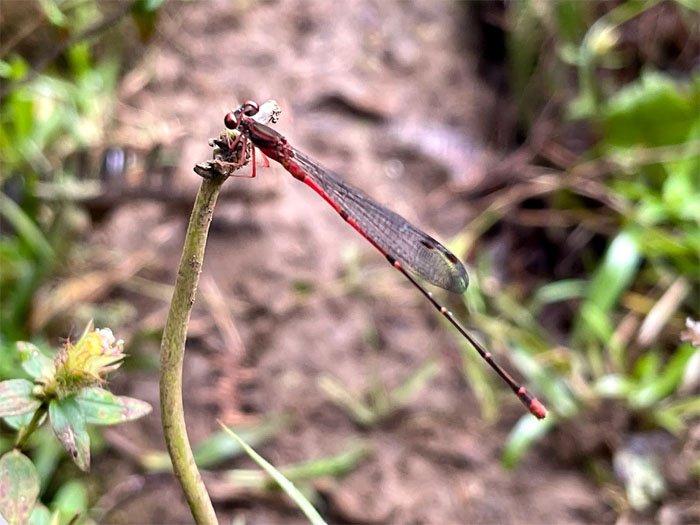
<box><xmin>223</xmin><ymin>442</ymin><xmax>371</xmax><ymax>492</ymax></box>
<box><xmin>510</xmin><ymin>344</ymin><xmax>578</xmax><ymax>418</ymax></box>
<box><xmin>0</xmin><ymin>193</ymin><xmax>54</xmax><ymax>261</ymax></box>
<box><xmin>502</xmin><ymin>413</ymin><xmax>555</xmax><ymax>468</ymax></box>
<box><xmin>629</xmin><ymin>344</ymin><xmax>697</xmax><ymax>409</ymax></box>
<box><xmin>573</xmin><ymin>230</ymin><xmax>641</xmax><ymax>371</ymax></box>
<box><xmin>275</xmin><ymin>442</ymin><xmax>371</xmax><ymax>483</ymax></box>
<box><xmin>652</xmin><ymin>397</ymin><xmax>700</xmax><ymax>435</ymax></box>
<box><xmin>317</xmin><ymin>375</ymin><xmax>375</xmax><ymax>426</ymax></box>
<box><xmin>530</xmin><ymin>279</ymin><xmax>588</xmax><ymax>312</ymax></box>
<box><xmin>193</xmin><ymin>416</ymin><xmax>291</xmax><ymax>470</ymax></box>
<box><xmin>133</xmin><ymin>416</ymin><xmax>291</xmax><ymax>472</ymax></box>
<box><xmin>457</xmin><ymin>337</ymin><xmax>499</xmax><ymax>422</ymax></box>
<box><xmin>218</xmin><ymin>421</ymin><xmax>328</xmax><ymax>525</ymax></box>
<box><xmin>388</xmin><ymin>356</ymin><xmax>440</xmax><ymax>406</ymax></box>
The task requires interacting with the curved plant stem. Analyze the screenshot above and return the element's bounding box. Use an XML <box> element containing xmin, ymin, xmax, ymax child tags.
<box><xmin>578</xmin><ymin>0</ymin><xmax>660</xmax><ymax>117</ymax></box>
<box><xmin>160</xmin><ymin>173</ymin><xmax>226</xmax><ymax>525</ymax></box>
<box><xmin>14</xmin><ymin>404</ymin><xmax>47</xmax><ymax>450</ymax></box>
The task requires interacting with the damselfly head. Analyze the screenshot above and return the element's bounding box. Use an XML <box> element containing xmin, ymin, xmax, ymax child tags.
<box><xmin>224</xmin><ymin>100</ymin><xmax>261</xmax><ymax>130</ymax></box>
<box><xmin>224</xmin><ymin>111</ymin><xmax>237</xmax><ymax>130</ymax></box>
<box><xmin>240</xmin><ymin>100</ymin><xmax>260</xmax><ymax>116</ymax></box>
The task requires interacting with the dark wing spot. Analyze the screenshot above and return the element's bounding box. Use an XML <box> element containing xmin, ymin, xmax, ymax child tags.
<box><xmin>445</xmin><ymin>252</ymin><xmax>459</xmax><ymax>264</ymax></box>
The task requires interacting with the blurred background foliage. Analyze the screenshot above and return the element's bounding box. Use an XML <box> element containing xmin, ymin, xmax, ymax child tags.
<box><xmin>1</xmin><ymin>1</ymin><xmax>163</xmax><ymax>521</ymax></box>
<box><xmin>457</xmin><ymin>0</ymin><xmax>699</xmax><ymax>511</ymax></box>
<box><xmin>0</xmin><ymin>0</ymin><xmax>698</xmax><ymax>522</ymax></box>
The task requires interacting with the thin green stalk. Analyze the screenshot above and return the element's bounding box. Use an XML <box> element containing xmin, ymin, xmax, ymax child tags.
<box><xmin>578</xmin><ymin>0</ymin><xmax>660</xmax><ymax>117</ymax></box>
<box><xmin>160</xmin><ymin>173</ymin><xmax>226</xmax><ymax>525</ymax></box>
<box><xmin>14</xmin><ymin>404</ymin><xmax>47</xmax><ymax>450</ymax></box>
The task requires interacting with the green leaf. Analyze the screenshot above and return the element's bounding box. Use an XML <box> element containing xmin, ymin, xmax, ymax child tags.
<box><xmin>652</xmin><ymin>397</ymin><xmax>700</xmax><ymax>435</ymax></box>
<box><xmin>48</xmin><ymin>398</ymin><xmax>90</xmax><ymax>472</ymax></box>
<box><xmin>573</xmin><ymin>230</ymin><xmax>640</xmax><ymax>354</ymax></box>
<box><xmin>219</xmin><ymin>422</ymin><xmax>328</xmax><ymax>525</ymax></box>
<box><xmin>17</xmin><ymin>341</ymin><xmax>55</xmax><ymax>379</ymax></box>
<box><xmin>629</xmin><ymin>345</ymin><xmax>697</xmax><ymax>409</ymax></box>
<box><xmin>502</xmin><ymin>414</ymin><xmax>555</xmax><ymax>468</ymax></box>
<box><xmin>0</xmin><ymin>60</ymin><xmax>12</xmax><ymax>79</ymax></box>
<box><xmin>8</xmin><ymin>90</ymin><xmax>33</xmax><ymax>142</ymax></box>
<box><xmin>602</xmin><ymin>71</ymin><xmax>700</xmax><ymax>149</ymax></box>
<box><xmin>510</xmin><ymin>345</ymin><xmax>578</xmax><ymax>418</ymax></box>
<box><xmin>634</xmin><ymin>350</ymin><xmax>661</xmax><ymax>382</ymax></box>
<box><xmin>554</xmin><ymin>0</ymin><xmax>590</xmax><ymax>43</ymax></box>
<box><xmin>531</xmin><ymin>279</ymin><xmax>587</xmax><ymax>309</ymax></box>
<box><xmin>662</xmin><ymin>153</ymin><xmax>700</xmax><ymax>220</ymax></box>
<box><xmin>0</xmin><ymin>379</ymin><xmax>41</xmax><ymax>417</ymax></box>
<box><xmin>2</xmin><ymin>412</ymin><xmax>38</xmax><ymax>431</ymax></box>
<box><xmin>66</xmin><ymin>42</ymin><xmax>91</xmax><ymax>78</ymax></box>
<box><xmin>0</xmin><ymin>450</ymin><xmax>41</xmax><ymax>525</ymax></box>
<box><xmin>4</xmin><ymin>56</ymin><xmax>28</xmax><ymax>81</ymax></box>
<box><xmin>76</xmin><ymin>387</ymin><xmax>151</xmax><ymax>425</ymax></box>
<box><xmin>593</xmin><ymin>374</ymin><xmax>635</xmax><ymax>398</ymax></box>
<box><xmin>588</xmin><ymin>231</ymin><xmax>641</xmax><ymax>312</ymax></box>
<box><xmin>130</xmin><ymin>0</ymin><xmax>163</xmax><ymax>40</ymax></box>
<box><xmin>27</xmin><ymin>430</ymin><xmax>63</xmax><ymax>490</ymax></box>
<box><xmin>37</xmin><ymin>0</ymin><xmax>67</xmax><ymax>26</ymax></box>
<box><xmin>49</xmin><ymin>480</ymin><xmax>87</xmax><ymax>524</ymax></box>
<box><xmin>674</xmin><ymin>0</ymin><xmax>700</xmax><ymax>14</ymax></box>
<box><xmin>27</xmin><ymin>503</ymin><xmax>52</xmax><ymax>525</ymax></box>
<box><xmin>0</xmin><ymin>193</ymin><xmax>53</xmax><ymax>262</ymax></box>
<box><xmin>456</xmin><ymin>326</ymin><xmax>498</xmax><ymax>422</ymax></box>
<box><xmin>579</xmin><ymin>303</ymin><xmax>614</xmax><ymax>341</ymax></box>
<box><xmin>132</xmin><ymin>0</ymin><xmax>164</xmax><ymax>12</ymax></box>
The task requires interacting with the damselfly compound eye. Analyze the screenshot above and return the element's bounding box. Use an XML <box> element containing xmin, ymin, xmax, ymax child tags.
<box><xmin>224</xmin><ymin>112</ymin><xmax>237</xmax><ymax>129</ymax></box>
<box><xmin>241</xmin><ymin>100</ymin><xmax>259</xmax><ymax>116</ymax></box>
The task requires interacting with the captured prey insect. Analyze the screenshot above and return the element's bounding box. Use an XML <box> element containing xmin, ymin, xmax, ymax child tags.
<box><xmin>221</xmin><ymin>100</ymin><xmax>547</xmax><ymax>419</ymax></box>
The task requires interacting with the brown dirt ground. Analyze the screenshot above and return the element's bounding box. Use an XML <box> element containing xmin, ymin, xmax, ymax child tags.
<box><xmin>44</xmin><ymin>1</ymin><xmax>694</xmax><ymax>524</ymax></box>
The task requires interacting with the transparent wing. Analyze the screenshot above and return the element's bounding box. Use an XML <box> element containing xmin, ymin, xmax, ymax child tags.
<box><xmin>293</xmin><ymin>149</ymin><xmax>468</xmax><ymax>293</ymax></box>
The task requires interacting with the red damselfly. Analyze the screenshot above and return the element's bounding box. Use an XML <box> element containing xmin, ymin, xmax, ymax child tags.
<box><xmin>222</xmin><ymin>100</ymin><xmax>546</xmax><ymax>419</ymax></box>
